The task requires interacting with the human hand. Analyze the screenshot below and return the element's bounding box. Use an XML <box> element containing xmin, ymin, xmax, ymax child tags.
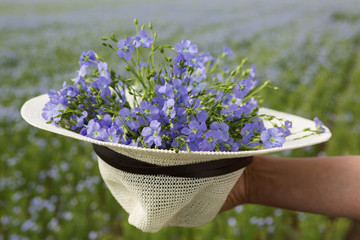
<box><xmin>220</xmin><ymin>165</ymin><xmax>250</xmax><ymax>212</ymax></box>
<box><xmin>219</xmin><ymin>155</ymin><xmax>360</xmax><ymax>219</ymax></box>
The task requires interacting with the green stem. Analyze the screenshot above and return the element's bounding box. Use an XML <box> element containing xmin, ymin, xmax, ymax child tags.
<box><xmin>242</xmin><ymin>80</ymin><xmax>270</xmax><ymax>102</ymax></box>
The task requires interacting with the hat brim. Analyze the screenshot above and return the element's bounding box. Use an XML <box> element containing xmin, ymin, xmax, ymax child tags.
<box><xmin>21</xmin><ymin>94</ymin><xmax>331</xmax><ymax>158</ymax></box>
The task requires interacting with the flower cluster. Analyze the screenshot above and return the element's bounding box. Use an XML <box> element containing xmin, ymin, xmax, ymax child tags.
<box><xmin>42</xmin><ymin>20</ymin><xmax>324</xmax><ymax>152</ymax></box>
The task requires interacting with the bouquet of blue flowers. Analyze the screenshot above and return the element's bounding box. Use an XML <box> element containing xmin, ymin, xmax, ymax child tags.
<box><xmin>26</xmin><ymin>19</ymin><xmax>329</xmax><ymax>232</ymax></box>
<box><xmin>41</xmin><ymin>20</ymin><xmax>324</xmax><ymax>153</ymax></box>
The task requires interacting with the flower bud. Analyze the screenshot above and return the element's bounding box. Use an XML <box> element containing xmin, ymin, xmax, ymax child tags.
<box><xmin>110</xmin><ymin>33</ymin><xmax>118</xmax><ymax>42</ymax></box>
<box><xmin>134</xmin><ymin>18</ymin><xmax>138</xmax><ymax>25</ymax></box>
<box><xmin>149</xmin><ymin>22</ymin><xmax>153</xmax><ymax>30</ymax></box>
<box><xmin>154</xmin><ymin>32</ymin><xmax>158</xmax><ymax>41</ymax></box>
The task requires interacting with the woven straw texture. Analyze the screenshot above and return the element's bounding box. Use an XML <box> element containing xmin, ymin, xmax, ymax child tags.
<box><xmin>97</xmin><ymin>151</ymin><xmax>245</xmax><ymax>232</ymax></box>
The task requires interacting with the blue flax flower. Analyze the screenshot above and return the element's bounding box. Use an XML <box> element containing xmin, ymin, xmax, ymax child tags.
<box><xmin>141</xmin><ymin>120</ymin><xmax>162</xmax><ymax>147</ymax></box>
<box><xmin>281</xmin><ymin>120</ymin><xmax>292</xmax><ymax>136</ymax></box>
<box><xmin>71</xmin><ymin>111</ymin><xmax>88</xmax><ymax>130</ymax></box>
<box><xmin>60</xmin><ymin>81</ymin><xmax>80</xmax><ymax>98</ymax></box>
<box><xmin>260</xmin><ymin>128</ymin><xmax>285</xmax><ymax>149</ymax></box>
<box><xmin>42</xmin><ymin>102</ymin><xmax>62</xmax><ymax>123</ymax></box>
<box><xmin>140</xmin><ymin>101</ymin><xmax>159</xmax><ymax>121</ymax></box>
<box><xmin>153</xmin><ymin>83</ymin><xmax>175</xmax><ymax>106</ymax></box>
<box><xmin>220</xmin><ymin>137</ymin><xmax>240</xmax><ymax>152</ymax></box>
<box><xmin>234</xmin><ymin>78</ymin><xmax>253</xmax><ymax>99</ymax></box>
<box><xmin>74</xmin><ymin>65</ymin><xmax>87</xmax><ymax>85</ymax></box>
<box><xmin>133</xmin><ymin>30</ymin><xmax>154</xmax><ymax>48</ymax></box>
<box><xmin>196</xmin><ymin>110</ymin><xmax>209</xmax><ymax>122</ymax></box>
<box><xmin>223</xmin><ymin>45</ymin><xmax>233</xmax><ymax>57</ymax></box>
<box><xmin>104</xmin><ymin>127</ymin><xmax>120</xmax><ymax>143</ymax></box>
<box><xmin>314</xmin><ymin>117</ymin><xmax>325</xmax><ymax>133</ymax></box>
<box><xmin>198</xmin><ymin>51</ymin><xmax>215</xmax><ymax>64</ymax></box>
<box><xmin>220</xmin><ymin>104</ymin><xmax>241</xmax><ymax>121</ymax></box>
<box><xmin>99</xmin><ymin>114</ymin><xmax>113</xmax><ymax>129</ymax></box>
<box><xmin>162</xmin><ymin>99</ymin><xmax>176</xmax><ymax>119</ymax></box>
<box><xmin>119</xmin><ymin>108</ymin><xmax>140</xmax><ymax>131</ymax></box>
<box><xmin>240</xmin><ymin>121</ymin><xmax>264</xmax><ymax>147</ymax></box>
<box><xmin>199</xmin><ymin>130</ymin><xmax>221</xmax><ymax>151</ymax></box>
<box><xmin>192</xmin><ymin>67</ymin><xmax>207</xmax><ymax>83</ymax></box>
<box><xmin>78</xmin><ymin>50</ymin><xmax>98</xmax><ymax>67</ymax></box>
<box><xmin>172</xmin><ymin>78</ymin><xmax>189</xmax><ymax>103</ymax></box>
<box><xmin>209</xmin><ymin>122</ymin><xmax>229</xmax><ymax>142</ymax></box>
<box><xmin>42</xmin><ymin>90</ymin><xmax>68</xmax><ymax>123</ymax></box>
<box><xmin>97</xmin><ymin>62</ymin><xmax>111</xmax><ymax>80</ymax></box>
<box><xmin>173</xmin><ymin>54</ymin><xmax>186</xmax><ymax>76</ymax></box>
<box><xmin>184</xmin><ymin>52</ymin><xmax>204</xmax><ymax>68</ymax></box>
<box><xmin>181</xmin><ymin>120</ymin><xmax>207</xmax><ymax>141</ymax></box>
<box><xmin>239</xmin><ymin>97</ymin><xmax>258</xmax><ymax>117</ymax></box>
<box><xmin>174</xmin><ymin>40</ymin><xmax>198</xmax><ymax>55</ymax></box>
<box><xmin>86</xmin><ymin>119</ymin><xmax>107</xmax><ymax>140</ymax></box>
<box><xmin>157</xmin><ymin>84</ymin><xmax>175</xmax><ymax>99</ymax></box>
<box><xmin>117</xmin><ymin>37</ymin><xmax>135</xmax><ymax>61</ymax></box>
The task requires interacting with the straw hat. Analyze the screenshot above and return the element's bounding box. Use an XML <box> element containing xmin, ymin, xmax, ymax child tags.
<box><xmin>21</xmin><ymin>94</ymin><xmax>331</xmax><ymax>232</ymax></box>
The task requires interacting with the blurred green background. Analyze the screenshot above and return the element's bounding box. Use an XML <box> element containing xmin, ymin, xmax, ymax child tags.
<box><xmin>1</xmin><ymin>0</ymin><xmax>360</xmax><ymax>239</ymax></box>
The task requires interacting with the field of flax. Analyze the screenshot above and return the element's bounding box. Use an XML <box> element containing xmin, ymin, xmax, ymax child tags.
<box><xmin>1</xmin><ymin>0</ymin><xmax>360</xmax><ymax>239</ymax></box>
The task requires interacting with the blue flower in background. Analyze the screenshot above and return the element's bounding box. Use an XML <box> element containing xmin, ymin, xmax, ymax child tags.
<box><xmin>260</xmin><ymin>128</ymin><xmax>285</xmax><ymax>149</ymax></box>
<box><xmin>141</xmin><ymin>120</ymin><xmax>162</xmax><ymax>147</ymax></box>
<box><xmin>133</xmin><ymin>30</ymin><xmax>154</xmax><ymax>48</ymax></box>
<box><xmin>198</xmin><ymin>51</ymin><xmax>215</xmax><ymax>65</ymax></box>
<box><xmin>117</xmin><ymin>37</ymin><xmax>135</xmax><ymax>61</ymax></box>
<box><xmin>250</xmin><ymin>64</ymin><xmax>256</xmax><ymax>79</ymax></box>
<box><xmin>223</xmin><ymin>45</ymin><xmax>233</xmax><ymax>57</ymax></box>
